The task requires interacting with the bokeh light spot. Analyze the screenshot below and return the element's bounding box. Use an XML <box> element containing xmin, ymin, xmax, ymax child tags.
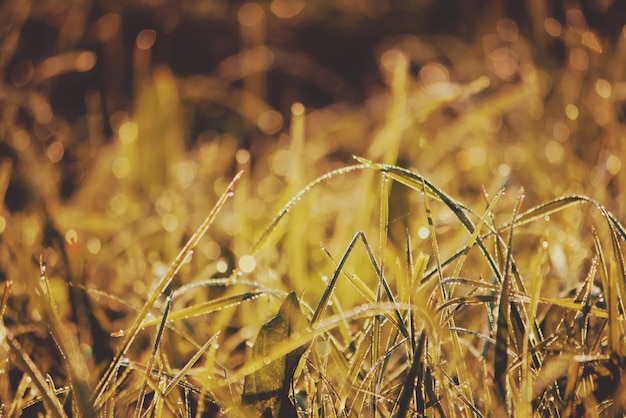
<box><xmin>258</xmin><ymin>110</ymin><xmax>283</xmax><ymax>134</ymax></box>
<box><xmin>236</xmin><ymin>149</ymin><xmax>250</xmax><ymax>165</ymax></box>
<box><xmin>544</xmin><ymin>18</ymin><xmax>562</xmax><ymax>37</ymax></box>
<box><xmin>13</xmin><ymin>129</ymin><xmax>31</xmax><ymax>151</ymax></box>
<box><xmin>291</xmin><ymin>102</ymin><xmax>305</xmax><ymax>116</ymax></box>
<box><xmin>468</xmin><ymin>146</ymin><xmax>486</xmax><ymax>167</ymax></box>
<box><xmin>565</xmin><ymin>104</ymin><xmax>579</xmax><ymax>120</ymax></box>
<box><xmin>47</xmin><ymin>141</ymin><xmax>65</xmax><ymax>163</ymax></box>
<box><xmin>216</xmin><ymin>259</ymin><xmax>229</xmax><ymax>273</ymax></box>
<box><xmin>136</xmin><ymin>29</ymin><xmax>157</xmax><ymax>50</ymax></box>
<box><xmin>239</xmin><ymin>255</ymin><xmax>257</xmax><ymax>273</ymax></box>
<box><xmin>582</xmin><ymin>31</ymin><xmax>602</xmax><ymax>53</ymax></box>
<box><xmin>271</xmin><ymin>0</ymin><xmax>304</xmax><ymax>19</ymax></box>
<box><xmin>419</xmin><ymin>63</ymin><xmax>450</xmax><ymax>94</ymax></box>
<box><xmin>565</xmin><ymin>8</ymin><xmax>587</xmax><ymax>34</ymax></box>
<box><xmin>86</xmin><ymin>237</ymin><xmax>101</xmax><ymax>255</ymax></box>
<box><xmin>118</xmin><ymin>121</ymin><xmax>138</xmax><ymax>143</ymax></box>
<box><xmin>75</xmin><ymin>51</ymin><xmax>96</xmax><ymax>72</ymax></box>
<box><xmin>162</xmin><ymin>214</ymin><xmax>178</xmax><ymax>232</ymax></box>
<box><xmin>595</xmin><ymin>79</ymin><xmax>612</xmax><ymax>98</ymax></box>
<box><xmin>112</xmin><ymin>157</ymin><xmax>131</xmax><ymax>179</ymax></box>
<box><xmin>545</xmin><ymin>140</ymin><xmax>564</xmax><ymax>164</ymax></box>
<box><xmin>238</xmin><ymin>3</ymin><xmax>264</xmax><ymax>27</ymax></box>
<box><xmin>380</xmin><ymin>49</ymin><xmax>405</xmax><ymax>74</ymax></box>
<box><xmin>109</xmin><ymin>193</ymin><xmax>128</xmax><ymax>216</ymax></box>
<box><xmin>490</xmin><ymin>48</ymin><xmax>518</xmax><ymax>80</ymax></box>
<box><xmin>496</xmin><ymin>19</ymin><xmax>519</xmax><ymax>42</ymax></box>
<box><xmin>271</xmin><ymin>150</ymin><xmax>292</xmax><ymax>176</ymax></box>
<box><xmin>607</xmin><ymin>155</ymin><xmax>622</xmax><ymax>175</ymax></box>
<box><xmin>65</xmin><ymin>229</ymin><xmax>78</xmax><ymax>245</ymax></box>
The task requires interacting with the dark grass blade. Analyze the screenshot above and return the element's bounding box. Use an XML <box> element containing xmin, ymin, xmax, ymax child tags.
<box><xmin>134</xmin><ymin>292</ymin><xmax>173</xmax><ymax>418</ymax></box>
<box><xmin>396</xmin><ymin>331</ymin><xmax>426</xmax><ymax>418</ymax></box>
<box><xmin>494</xmin><ymin>189</ymin><xmax>524</xmax><ymax>407</ymax></box>
<box><xmin>163</xmin><ymin>332</ymin><xmax>220</xmax><ymax>395</ymax></box>
<box><xmin>312</xmin><ymin>231</ymin><xmax>409</xmax><ymax>339</ymax></box>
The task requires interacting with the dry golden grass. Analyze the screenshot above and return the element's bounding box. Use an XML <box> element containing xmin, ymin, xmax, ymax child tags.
<box><xmin>1</xmin><ymin>1</ymin><xmax>626</xmax><ymax>416</ymax></box>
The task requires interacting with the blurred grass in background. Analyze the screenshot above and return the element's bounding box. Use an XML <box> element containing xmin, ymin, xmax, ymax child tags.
<box><xmin>2</xmin><ymin>0</ymin><xmax>626</xmax><ymax>416</ymax></box>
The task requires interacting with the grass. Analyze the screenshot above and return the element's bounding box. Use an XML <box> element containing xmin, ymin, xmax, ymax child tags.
<box><xmin>2</xmin><ymin>1</ymin><xmax>626</xmax><ymax>417</ymax></box>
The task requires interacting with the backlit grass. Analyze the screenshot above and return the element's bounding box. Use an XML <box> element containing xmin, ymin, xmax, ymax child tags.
<box><xmin>2</xmin><ymin>1</ymin><xmax>626</xmax><ymax>417</ymax></box>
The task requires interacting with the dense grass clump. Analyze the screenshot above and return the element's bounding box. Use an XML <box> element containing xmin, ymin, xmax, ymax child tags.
<box><xmin>2</xmin><ymin>1</ymin><xmax>626</xmax><ymax>416</ymax></box>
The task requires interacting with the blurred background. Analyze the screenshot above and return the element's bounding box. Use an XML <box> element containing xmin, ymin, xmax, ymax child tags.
<box><xmin>2</xmin><ymin>0</ymin><xmax>626</xmax><ymax>402</ymax></box>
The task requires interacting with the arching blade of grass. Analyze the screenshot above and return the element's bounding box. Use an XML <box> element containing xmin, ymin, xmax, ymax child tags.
<box><xmin>250</xmin><ymin>164</ymin><xmax>367</xmax><ymax>255</ymax></box>
<box><xmin>93</xmin><ymin>171</ymin><xmax>242</xmax><ymax>407</ymax></box>
<box><xmin>512</xmin><ymin>195</ymin><xmax>626</xmax><ymax>242</ymax></box>
<box><xmin>357</xmin><ymin>157</ymin><xmax>503</xmax><ymax>285</ymax></box>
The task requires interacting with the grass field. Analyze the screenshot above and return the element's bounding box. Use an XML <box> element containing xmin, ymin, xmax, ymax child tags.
<box><xmin>2</xmin><ymin>1</ymin><xmax>626</xmax><ymax>416</ymax></box>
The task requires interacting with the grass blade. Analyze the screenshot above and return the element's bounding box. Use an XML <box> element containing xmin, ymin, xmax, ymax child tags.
<box><xmin>396</xmin><ymin>331</ymin><xmax>426</xmax><ymax>418</ymax></box>
<box><xmin>93</xmin><ymin>171</ymin><xmax>242</xmax><ymax>407</ymax></box>
<box><xmin>494</xmin><ymin>188</ymin><xmax>524</xmax><ymax>408</ymax></box>
<box><xmin>134</xmin><ymin>292</ymin><xmax>173</xmax><ymax>418</ymax></box>
<box><xmin>5</xmin><ymin>329</ymin><xmax>68</xmax><ymax>418</ymax></box>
